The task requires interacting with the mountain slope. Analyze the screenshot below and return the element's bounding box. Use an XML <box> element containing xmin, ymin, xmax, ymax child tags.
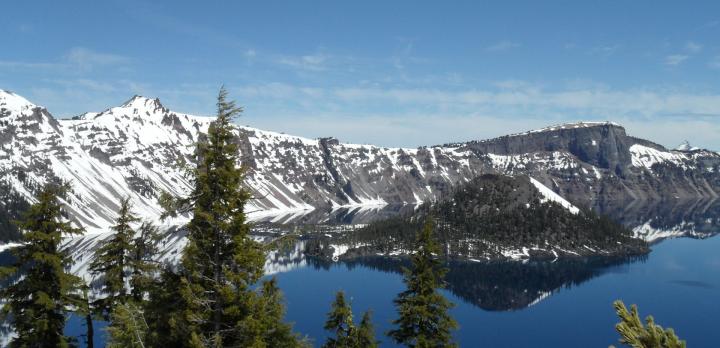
<box><xmin>1</xmin><ymin>90</ymin><xmax>719</xmax><ymax>241</ymax></box>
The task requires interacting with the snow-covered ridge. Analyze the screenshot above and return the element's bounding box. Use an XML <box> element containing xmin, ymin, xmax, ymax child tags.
<box><xmin>476</xmin><ymin>121</ymin><xmax>622</xmax><ymax>143</ymax></box>
<box><xmin>628</xmin><ymin>144</ymin><xmax>718</xmax><ymax>171</ymax></box>
<box><xmin>675</xmin><ymin>140</ymin><xmax>700</xmax><ymax>152</ymax></box>
<box><xmin>2</xmin><ymin>89</ymin><xmax>718</xmax><ymax>238</ymax></box>
<box><xmin>0</xmin><ymin>91</ymin><xmax>481</xmax><ymax>233</ymax></box>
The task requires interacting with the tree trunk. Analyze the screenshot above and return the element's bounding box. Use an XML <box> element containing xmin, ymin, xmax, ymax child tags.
<box><xmin>213</xmin><ymin>224</ymin><xmax>221</xmax><ymax>338</ymax></box>
<box><xmin>86</xmin><ymin>313</ymin><xmax>94</xmax><ymax>348</ymax></box>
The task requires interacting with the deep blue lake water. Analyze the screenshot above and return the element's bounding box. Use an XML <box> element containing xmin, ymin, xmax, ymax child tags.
<box><xmin>5</xmin><ymin>228</ymin><xmax>720</xmax><ymax>347</ymax></box>
<box><xmin>275</xmin><ymin>236</ymin><xmax>720</xmax><ymax>347</ymax></box>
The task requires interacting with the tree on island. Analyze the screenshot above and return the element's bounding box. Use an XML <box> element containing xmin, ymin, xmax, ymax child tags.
<box><xmin>0</xmin><ymin>184</ymin><xmax>83</xmax><ymax>347</ymax></box>
<box><xmin>388</xmin><ymin>217</ymin><xmax>458</xmax><ymax>348</ymax></box>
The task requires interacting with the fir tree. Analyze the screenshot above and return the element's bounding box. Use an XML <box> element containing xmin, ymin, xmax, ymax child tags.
<box><xmin>322</xmin><ymin>291</ymin><xmax>378</xmax><ymax>348</ymax></box>
<box><xmin>144</xmin><ymin>267</ymin><xmax>191</xmax><ymax>347</ymax></box>
<box><xmin>356</xmin><ymin>311</ymin><xmax>379</xmax><ymax>348</ymax></box>
<box><xmin>388</xmin><ymin>217</ymin><xmax>458</xmax><ymax>348</ymax></box>
<box><xmin>611</xmin><ymin>300</ymin><xmax>686</xmax><ymax>348</ymax></box>
<box><xmin>89</xmin><ymin>197</ymin><xmax>139</xmax><ymax>317</ymax></box>
<box><xmin>323</xmin><ymin>291</ymin><xmax>356</xmax><ymax>348</ymax></box>
<box><xmin>255</xmin><ymin>278</ymin><xmax>306</xmax><ymax>348</ymax></box>
<box><xmin>79</xmin><ymin>286</ymin><xmax>95</xmax><ymax>348</ymax></box>
<box><xmin>0</xmin><ymin>184</ymin><xmax>83</xmax><ymax>347</ymax></box>
<box><xmin>106</xmin><ymin>302</ymin><xmax>149</xmax><ymax>348</ymax></box>
<box><xmin>176</xmin><ymin>87</ymin><xmax>303</xmax><ymax>347</ymax></box>
<box><xmin>129</xmin><ymin>221</ymin><xmax>160</xmax><ymax>302</ymax></box>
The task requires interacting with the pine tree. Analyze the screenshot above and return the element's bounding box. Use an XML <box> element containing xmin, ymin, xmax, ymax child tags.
<box><xmin>144</xmin><ymin>267</ymin><xmax>191</xmax><ymax>347</ymax></box>
<box><xmin>322</xmin><ymin>291</ymin><xmax>378</xmax><ymax>348</ymax></box>
<box><xmin>0</xmin><ymin>184</ymin><xmax>83</xmax><ymax>347</ymax></box>
<box><xmin>176</xmin><ymin>87</ymin><xmax>303</xmax><ymax>347</ymax></box>
<box><xmin>611</xmin><ymin>300</ymin><xmax>686</xmax><ymax>348</ymax></box>
<box><xmin>253</xmin><ymin>278</ymin><xmax>306</xmax><ymax>348</ymax></box>
<box><xmin>129</xmin><ymin>221</ymin><xmax>160</xmax><ymax>302</ymax></box>
<box><xmin>79</xmin><ymin>286</ymin><xmax>95</xmax><ymax>348</ymax></box>
<box><xmin>323</xmin><ymin>291</ymin><xmax>356</xmax><ymax>348</ymax></box>
<box><xmin>388</xmin><ymin>217</ymin><xmax>458</xmax><ymax>348</ymax></box>
<box><xmin>89</xmin><ymin>197</ymin><xmax>139</xmax><ymax>317</ymax></box>
<box><xmin>106</xmin><ymin>302</ymin><xmax>149</xmax><ymax>348</ymax></box>
<box><xmin>356</xmin><ymin>311</ymin><xmax>379</xmax><ymax>348</ymax></box>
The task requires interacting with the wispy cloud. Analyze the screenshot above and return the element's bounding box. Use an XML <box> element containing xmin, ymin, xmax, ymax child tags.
<box><xmin>230</xmin><ymin>82</ymin><xmax>720</xmax><ymax>148</ymax></box>
<box><xmin>590</xmin><ymin>44</ymin><xmax>620</xmax><ymax>57</ymax></box>
<box><xmin>0</xmin><ymin>60</ymin><xmax>62</xmax><ymax>70</ymax></box>
<box><xmin>0</xmin><ymin>47</ymin><xmax>131</xmax><ymax>73</ymax></box>
<box><xmin>65</xmin><ymin>47</ymin><xmax>130</xmax><ymax>71</ymax></box>
<box><xmin>685</xmin><ymin>41</ymin><xmax>703</xmax><ymax>53</ymax></box>
<box><xmin>709</xmin><ymin>56</ymin><xmax>720</xmax><ymax>70</ymax></box>
<box><xmin>276</xmin><ymin>53</ymin><xmax>329</xmax><ymax>71</ymax></box>
<box><xmin>486</xmin><ymin>41</ymin><xmax>521</xmax><ymax>52</ymax></box>
<box><xmin>665</xmin><ymin>54</ymin><xmax>689</xmax><ymax>66</ymax></box>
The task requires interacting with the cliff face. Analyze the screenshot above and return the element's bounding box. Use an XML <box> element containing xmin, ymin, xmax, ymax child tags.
<box><xmin>462</xmin><ymin>122</ymin><xmax>720</xmax><ymax>204</ymax></box>
<box><xmin>464</xmin><ymin>122</ymin><xmax>640</xmax><ymax>174</ymax></box>
<box><xmin>1</xmin><ymin>90</ymin><xmax>719</xmax><ymax>240</ymax></box>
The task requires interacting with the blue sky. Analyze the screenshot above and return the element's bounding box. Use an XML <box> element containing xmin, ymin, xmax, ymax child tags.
<box><xmin>1</xmin><ymin>0</ymin><xmax>720</xmax><ymax>149</ymax></box>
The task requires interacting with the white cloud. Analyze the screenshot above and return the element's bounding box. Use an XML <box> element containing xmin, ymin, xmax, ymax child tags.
<box><xmin>486</xmin><ymin>41</ymin><xmax>521</xmax><ymax>52</ymax></box>
<box><xmin>64</xmin><ymin>47</ymin><xmax>130</xmax><ymax>71</ymax></box>
<box><xmin>664</xmin><ymin>54</ymin><xmax>689</xmax><ymax>66</ymax></box>
<box><xmin>685</xmin><ymin>41</ymin><xmax>703</xmax><ymax>53</ymax></box>
<box><xmin>709</xmin><ymin>56</ymin><xmax>720</xmax><ymax>70</ymax></box>
<box><xmin>227</xmin><ymin>82</ymin><xmax>720</xmax><ymax>126</ymax></box>
<box><xmin>276</xmin><ymin>53</ymin><xmax>329</xmax><ymax>71</ymax></box>
<box><xmin>0</xmin><ymin>47</ymin><xmax>130</xmax><ymax>73</ymax></box>
<box><xmin>590</xmin><ymin>44</ymin><xmax>620</xmax><ymax>56</ymax></box>
<box><xmin>0</xmin><ymin>60</ymin><xmax>62</xmax><ymax>70</ymax></box>
<box><xmin>244</xmin><ymin>49</ymin><xmax>257</xmax><ymax>58</ymax></box>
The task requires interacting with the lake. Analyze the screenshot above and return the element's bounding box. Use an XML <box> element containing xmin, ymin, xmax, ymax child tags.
<box><xmin>276</xmin><ymin>235</ymin><xmax>720</xmax><ymax>347</ymax></box>
<box><xmin>2</xmin><ymin>199</ymin><xmax>719</xmax><ymax>347</ymax></box>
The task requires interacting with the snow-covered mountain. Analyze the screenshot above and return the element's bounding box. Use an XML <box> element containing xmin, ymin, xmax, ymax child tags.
<box><xmin>675</xmin><ymin>140</ymin><xmax>700</xmax><ymax>152</ymax></box>
<box><xmin>1</xmin><ymin>89</ymin><xmax>719</xmax><ymax>241</ymax></box>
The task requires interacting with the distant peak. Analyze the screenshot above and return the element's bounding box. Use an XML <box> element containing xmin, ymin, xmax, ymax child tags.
<box><xmin>120</xmin><ymin>95</ymin><xmax>165</xmax><ymax>112</ymax></box>
<box><xmin>0</xmin><ymin>89</ymin><xmax>37</xmax><ymax>110</ymax></box>
<box><xmin>675</xmin><ymin>140</ymin><xmax>699</xmax><ymax>152</ymax></box>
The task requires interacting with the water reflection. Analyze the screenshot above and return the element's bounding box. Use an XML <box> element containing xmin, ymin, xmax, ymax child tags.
<box><xmin>250</xmin><ymin>204</ymin><xmax>416</xmax><ymax>225</ymax></box>
<box><xmin>593</xmin><ymin>198</ymin><xmax>720</xmax><ymax>242</ymax></box>
<box><xmin>306</xmin><ymin>255</ymin><xmax>646</xmax><ymax>311</ymax></box>
<box><xmin>252</xmin><ymin>199</ymin><xmax>720</xmax><ymax>243</ymax></box>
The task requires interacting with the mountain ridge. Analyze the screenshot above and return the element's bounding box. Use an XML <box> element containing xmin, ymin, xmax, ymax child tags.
<box><xmin>1</xmin><ymin>90</ymin><xmax>719</xmax><ymax>241</ymax></box>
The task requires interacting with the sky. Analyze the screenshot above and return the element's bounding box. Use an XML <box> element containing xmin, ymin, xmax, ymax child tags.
<box><xmin>1</xmin><ymin>0</ymin><xmax>720</xmax><ymax>149</ymax></box>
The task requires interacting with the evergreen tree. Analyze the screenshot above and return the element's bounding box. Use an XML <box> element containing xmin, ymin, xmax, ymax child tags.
<box><xmin>144</xmin><ymin>267</ymin><xmax>191</xmax><ymax>347</ymax></box>
<box><xmin>129</xmin><ymin>221</ymin><xmax>160</xmax><ymax>302</ymax></box>
<box><xmin>0</xmin><ymin>184</ymin><xmax>83</xmax><ymax>347</ymax></box>
<box><xmin>322</xmin><ymin>291</ymin><xmax>378</xmax><ymax>348</ymax></box>
<box><xmin>388</xmin><ymin>217</ymin><xmax>458</xmax><ymax>348</ymax></box>
<box><xmin>89</xmin><ymin>197</ymin><xmax>139</xmax><ymax>317</ymax></box>
<box><xmin>323</xmin><ymin>291</ymin><xmax>356</xmax><ymax>348</ymax></box>
<box><xmin>106</xmin><ymin>302</ymin><xmax>149</xmax><ymax>348</ymax></box>
<box><xmin>611</xmin><ymin>300</ymin><xmax>686</xmax><ymax>348</ymax></box>
<box><xmin>176</xmin><ymin>87</ymin><xmax>303</xmax><ymax>347</ymax></box>
<box><xmin>79</xmin><ymin>286</ymin><xmax>95</xmax><ymax>348</ymax></box>
<box><xmin>356</xmin><ymin>311</ymin><xmax>379</xmax><ymax>348</ymax></box>
<box><xmin>255</xmin><ymin>278</ymin><xmax>306</xmax><ymax>348</ymax></box>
